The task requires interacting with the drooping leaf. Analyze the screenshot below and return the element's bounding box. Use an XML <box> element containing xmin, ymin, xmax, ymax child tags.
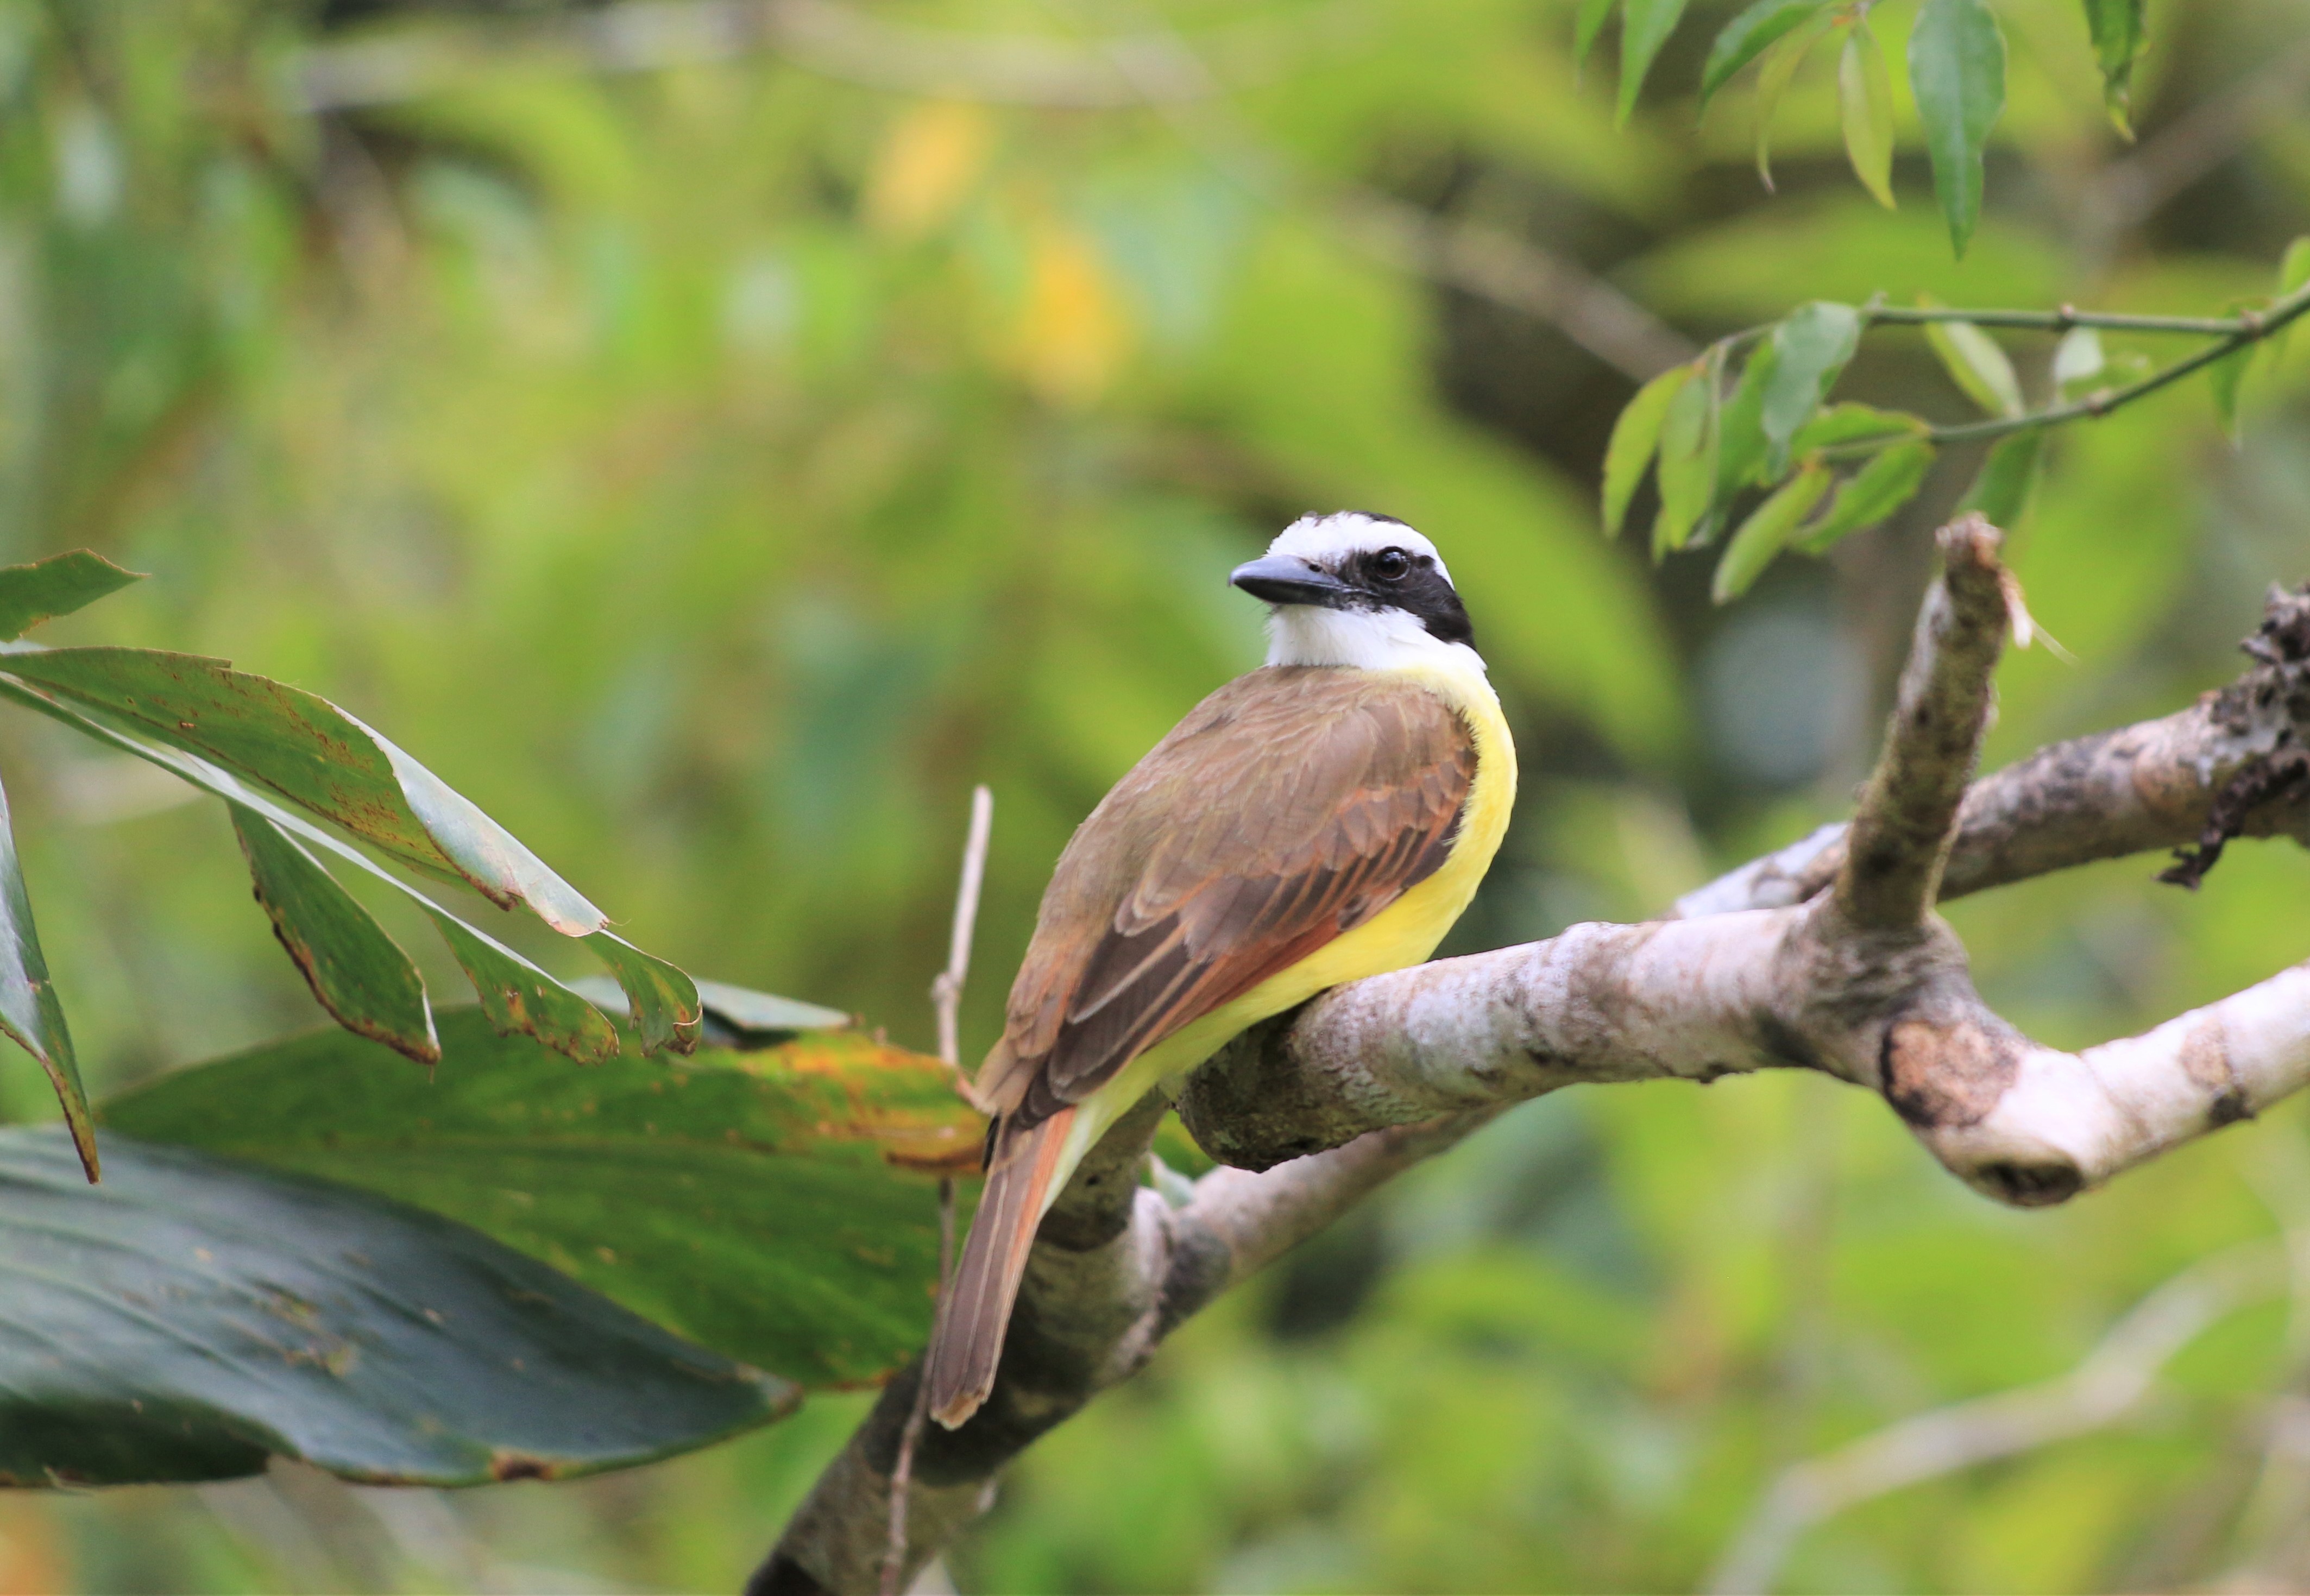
<box><xmin>1797</xmin><ymin>439</ymin><xmax>1938</xmax><ymax>553</ymax></box>
<box><xmin>231</xmin><ymin>805</ymin><xmax>438</xmax><ymax>1067</ymax></box>
<box><xmin>1909</xmin><ymin>0</ymin><xmax>2006</xmax><ymax>256</ymax></box>
<box><xmin>1652</xmin><ymin>354</ymin><xmax>1721</xmax><ymax>556</ymax></box>
<box><xmin>1700</xmin><ymin>0</ymin><xmax>1831</xmax><ymax>109</ymax></box>
<box><xmin>0</xmin><ymin>647</ymin><xmax>606</xmax><ymax>934</ymax></box>
<box><xmin>1603</xmin><ymin>362</ymin><xmax>1693</xmax><ymax>537</ymax></box>
<box><xmin>1924</xmin><ymin>316</ymin><xmax>2024</xmax><ymax>416</ymax></box>
<box><xmin>0</xmin><ymin>1127</ymin><xmax>792</xmax><ymax>1487</ymax></box>
<box><xmin>2080</xmin><ymin>0</ymin><xmax>2147</xmax><ymax>136</ymax></box>
<box><xmin>1575</xmin><ymin>0</ymin><xmax>1616</xmax><ymax>74</ymax></box>
<box><xmin>1791</xmin><ymin>402</ymin><xmax>1931</xmax><ymax>455</ymax></box>
<box><xmin>1955</xmin><ymin>430</ymin><xmax>2045</xmax><ymax>529</ymax></box>
<box><xmin>1760</xmin><ymin>301</ymin><xmax>1863</xmax><ymax>476</ymax></box>
<box><xmin>1753</xmin><ymin>9</ymin><xmax>1836</xmax><ymax>189</ymax></box>
<box><xmin>2208</xmin><ymin>344</ymin><xmax>2257</xmax><ymax>444</ymax></box>
<box><xmin>105</xmin><ymin>1008</ymin><xmax>983</xmax><ymax>1389</ymax></box>
<box><xmin>568</xmin><ymin>974</ymin><xmax>851</xmax><ymax>1045</ymax></box>
<box><xmin>1715</xmin><ymin>340</ymin><xmax>1778</xmax><ymax>497</ymax></box>
<box><xmin>0</xmin><ymin>765</ymin><xmax>91</xmax><ymax>1182</ymax></box>
<box><xmin>2051</xmin><ymin>326</ymin><xmax>2106</xmax><ymax>398</ymax></box>
<box><xmin>1617</xmin><ymin>0</ymin><xmax>1692</xmax><ymax>125</ymax></box>
<box><xmin>1838</xmin><ymin>22</ymin><xmax>1898</xmax><ymax>209</ymax></box>
<box><xmin>0</xmin><ymin>673</ymin><xmax>656</xmax><ymax>1063</ymax></box>
<box><xmin>585</xmin><ymin>930</ymin><xmax>703</xmax><ymax>1056</ymax></box>
<box><xmin>1713</xmin><ymin>464</ymin><xmax>1834</xmax><ymax>601</ymax></box>
<box><xmin>0</xmin><ymin>552</ymin><xmax>144</xmax><ymax>642</ymax></box>
<box><xmin>423</xmin><ymin>908</ymin><xmax>620</xmax><ymax>1065</ymax></box>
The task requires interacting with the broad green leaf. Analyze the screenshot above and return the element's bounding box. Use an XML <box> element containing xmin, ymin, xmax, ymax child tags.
<box><xmin>0</xmin><ymin>647</ymin><xmax>606</xmax><ymax>935</ymax></box>
<box><xmin>1753</xmin><ymin>10</ymin><xmax>1836</xmax><ymax>189</ymax></box>
<box><xmin>1700</xmin><ymin>0</ymin><xmax>1831</xmax><ymax>109</ymax></box>
<box><xmin>231</xmin><ymin>805</ymin><xmax>439</xmax><ymax>1067</ymax></box>
<box><xmin>1603</xmin><ymin>362</ymin><xmax>1692</xmax><ymax>537</ymax></box>
<box><xmin>1924</xmin><ymin>316</ymin><xmax>2024</xmax><ymax>417</ymax></box>
<box><xmin>0</xmin><ymin>764</ymin><xmax>91</xmax><ymax>1182</ymax></box>
<box><xmin>0</xmin><ymin>1127</ymin><xmax>791</xmax><ymax>1486</ymax></box>
<box><xmin>2081</xmin><ymin>0</ymin><xmax>2146</xmax><ymax>135</ymax></box>
<box><xmin>0</xmin><ymin>551</ymin><xmax>143</xmax><ymax>642</ymax></box>
<box><xmin>1617</xmin><ymin>0</ymin><xmax>1691</xmax><ymax>125</ymax></box>
<box><xmin>2282</xmin><ymin>237</ymin><xmax>2310</xmax><ymax>297</ymax></box>
<box><xmin>1652</xmin><ymin>355</ymin><xmax>1721</xmax><ymax>556</ymax></box>
<box><xmin>1575</xmin><ymin>0</ymin><xmax>1615</xmax><ymax>73</ymax></box>
<box><xmin>0</xmin><ymin>673</ymin><xmax>650</xmax><ymax>1063</ymax></box>
<box><xmin>2209</xmin><ymin>345</ymin><xmax>2257</xmax><ymax>443</ymax></box>
<box><xmin>1713</xmin><ymin>464</ymin><xmax>1834</xmax><ymax>601</ymax></box>
<box><xmin>1838</xmin><ymin>23</ymin><xmax>1898</xmax><ymax>209</ymax></box>
<box><xmin>1760</xmin><ymin>301</ymin><xmax>1863</xmax><ymax>475</ymax></box>
<box><xmin>106</xmin><ymin>1008</ymin><xmax>983</xmax><ymax>1389</ymax></box>
<box><xmin>2052</xmin><ymin>326</ymin><xmax>2105</xmax><ymax>398</ymax></box>
<box><xmin>424</xmin><ymin>909</ymin><xmax>620</xmax><ymax>1065</ymax></box>
<box><xmin>1909</xmin><ymin>0</ymin><xmax>2006</xmax><ymax>257</ymax></box>
<box><xmin>586</xmin><ymin>930</ymin><xmax>704</xmax><ymax>1055</ymax></box>
<box><xmin>1797</xmin><ymin>439</ymin><xmax>1938</xmax><ymax>552</ymax></box>
<box><xmin>1955</xmin><ymin>430</ymin><xmax>2045</xmax><ymax>529</ymax></box>
<box><xmin>1791</xmin><ymin>402</ymin><xmax>1930</xmax><ymax>454</ymax></box>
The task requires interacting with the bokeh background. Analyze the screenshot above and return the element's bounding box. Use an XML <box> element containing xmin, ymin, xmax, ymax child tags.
<box><xmin>7</xmin><ymin>0</ymin><xmax>2310</xmax><ymax>1589</ymax></box>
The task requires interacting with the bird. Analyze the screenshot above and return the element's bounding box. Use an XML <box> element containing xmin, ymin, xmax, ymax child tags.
<box><xmin>924</xmin><ymin>510</ymin><xmax>1518</xmax><ymax>1428</ymax></box>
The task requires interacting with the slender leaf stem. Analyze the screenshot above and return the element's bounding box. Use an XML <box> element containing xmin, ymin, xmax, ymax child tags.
<box><xmin>1865</xmin><ymin>305</ymin><xmax>2251</xmax><ymax>336</ymax></box>
<box><xmin>1817</xmin><ymin>280</ymin><xmax>2310</xmax><ymax>459</ymax></box>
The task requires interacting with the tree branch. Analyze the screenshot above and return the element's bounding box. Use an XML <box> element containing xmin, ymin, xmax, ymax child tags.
<box><xmin>759</xmin><ymin>540</ymin><xmax>2310</xmax><ymax>1589</ymax></box>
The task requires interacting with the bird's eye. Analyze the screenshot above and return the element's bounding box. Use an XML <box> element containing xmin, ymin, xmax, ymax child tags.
<box><xmin>1371</xmin><ymin>547</ymin><xmax>1413</xmax><ymax>581</ymax></box>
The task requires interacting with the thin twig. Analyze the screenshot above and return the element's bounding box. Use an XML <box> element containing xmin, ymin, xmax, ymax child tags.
<box><xmin>1863</xmin><ymin>305</ymin><xmax>2250</xmax><ymax>336</ymax></box>
<box><xmin>1706</xmin><ymin>1244</ymin><xmax>2282</xmax><ymax>1594</ymax></box>
<box><xmin>883</xmin><ymin>784</ymin><xmax>993</xmax><ymax>1596</ymax></box>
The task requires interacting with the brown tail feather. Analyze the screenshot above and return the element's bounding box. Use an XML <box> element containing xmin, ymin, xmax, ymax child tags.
<box><xmin>926</xmin><ymin>1107</ymin><xmax>1075</xmax><ymax>1429</ymax></box>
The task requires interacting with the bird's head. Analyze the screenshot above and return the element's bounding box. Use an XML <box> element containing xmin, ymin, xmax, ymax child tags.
<box><xmin>1230</xmin><ymin>512</ymin><xmax>1479</xmax><ymax>671</ymax></box>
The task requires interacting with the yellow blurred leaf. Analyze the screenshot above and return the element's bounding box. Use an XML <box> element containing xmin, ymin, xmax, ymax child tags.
<box><xmin>865</xmin><ymin>102</ymin><xmax>993</xmax><ymax>238</ymax></box>
<box><xmin>1012</xmin><ymin>217</ymin><xmax>1134</xmax><ymax>406</ymax></box>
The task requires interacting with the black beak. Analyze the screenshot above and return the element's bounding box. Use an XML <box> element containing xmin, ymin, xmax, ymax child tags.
<box><xmin>1229</xmin><ymin>554</ymin><xmax>1355</xmax><ymax>608</ymax></box>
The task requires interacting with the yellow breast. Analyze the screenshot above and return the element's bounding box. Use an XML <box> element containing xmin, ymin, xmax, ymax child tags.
<box><xmin>1053</xmin><ymin>655</ymin><xmax>1518</xmax><ymax>1177</ymax></box>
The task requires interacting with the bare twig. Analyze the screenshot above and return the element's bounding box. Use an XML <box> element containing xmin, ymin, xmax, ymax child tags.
<box><xmin>883</xmin><ymin>785</ymin><xmax>991</xmax><ymax>1596</ymax></box>
<box><xmin>1835</xmin><ymin>515</ymin><xmax>2011</xmax><ymax>930</ymax></box>
<box><xmin>1706</xmin><ymin>1244</ymin><xmax>2283</xmax><ymax>1594</ymax></box>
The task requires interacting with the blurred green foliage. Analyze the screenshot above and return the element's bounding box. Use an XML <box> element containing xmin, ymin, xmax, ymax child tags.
<box><xmin>5</xmin><ymin>0</ymin><xmax>2310</xmax><ymax>1589</ymax></box>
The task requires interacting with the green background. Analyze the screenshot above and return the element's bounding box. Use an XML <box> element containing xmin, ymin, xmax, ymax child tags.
<box><xmin>5</xmin><ymin>0</ymin><xmax>2310</xmax><ymax>1589</ymax></box>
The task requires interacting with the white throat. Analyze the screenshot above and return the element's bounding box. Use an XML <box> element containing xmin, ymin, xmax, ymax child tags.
<box><xmin>1264</xmin><ymin>605</ymin><xmax>1488</xmax><ymax>675</ymax></box>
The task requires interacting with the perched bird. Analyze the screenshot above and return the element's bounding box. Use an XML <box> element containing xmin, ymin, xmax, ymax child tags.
<box><xmin>926</xmin><ymin>512</ymin><xmax>1518</xmax><ymax>1427</ymax></box>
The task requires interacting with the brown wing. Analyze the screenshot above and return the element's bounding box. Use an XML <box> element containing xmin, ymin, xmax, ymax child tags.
<box><xmin>978</xmin><ymin>666</ymin><xmax>1476</xmax><ymax>1127</ymax></box>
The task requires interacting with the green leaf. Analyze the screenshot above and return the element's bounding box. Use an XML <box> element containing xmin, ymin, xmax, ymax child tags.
<box><xmin>1909</xmin><ymin>0</ymin><xmax>2005</xmax><ymax>257</ymax></box>
<box><xmin>1652</xmin><ymin>355</ymin><xmax>1721</xmax><ymax>556</ymax></box>
<box><xmin>1797</xmin><ymin>439</ymin><xmax>1938</xmax><ymax>553</ymax></box>
<box><xmin>0</xmin><ymin>673</ymin><xmax>641</xmax><ymax>1064</ymax></box>
<box><xmin>2281</xmin><ymin>237</ymin><xmax>2310</xmax><ymax>297</ymax></box>
<box><xmin>231</xmin><ymin>805</ymin><xmax>439</xmax><ymax>1067</ymax></box>
<box><xmin>1924</xmin><ymin>316</ymin><xmax>2024</xmax><ymax>416</ymax></box>
<box><xmin>2209</xmin><ymin>345</ymin><xmax>2255</xmax><ymax>443</ymax></box>
<box><xmin>1791</xmin><ymin>402</ymin><xmax>1931</xmax><ymax>455</ymax></box>
<box><xmin>1713</xmin><ymin>464</ymin><xmax>1834</xmax><ymax>601</ymax></box>
<box><xmin>585</xmin><ymin>930</ymin><xmax>704</xmax><ymax>1056</ymax></box>
<box><xmin>1575</xmin><ymin>0</ymin><xmax>1616</xmax><ymax>74</ymax></box>
<box><xmin>2080</xmin><ymin>0</ymin><xmax>2146</xmax><ymax>136</ymax></box>
<box><xmin>1838</xmin><ymin>22</ymin><xmax>1898</xmax><ymax>209</ymax></box>
<box><xmin>0</xmin><ymin>1127</ymin><xmax>792</xmax><ymax>1486</ymax></box>
<box><xmin>1701</xmin><ymin>0</ymin><xmax>1831</xmax><ymax>110</ymax></box>
<box><xmin>0</xmin><ymin>552</ymin><xmax>143</xmax><ymax>642</ymax></box>
<box><xmin>423</xmin><ymin>907</ymin><xmax>620</xmax><ymax>1064</ymax></box>
<box><xmin>105</xmin><ymin>1008</ymin><xmax>983</xmax><ymax>1389</ymax></box>
<box><xmin>0</xmin><ymin>647</ymin><xmax>606</xmax><ymax>935</ymax></box>
<box><xmin>1618</xmin><ymin>0</ymin><xmax>1692</xmax><ymax>125</ymax></box>
<box><xmin>1760</xmin><ymin>301</ymin><xmax>1863</xmax><ymax>476</ymax></box>
<box><xmin>2051</xmin><ymin>326</ymin><xmax>2105</xmax><ymax>398</ymax></box>
<box><xmin>568</xmin><ymin>974</ymin><xmax>852</xmax><ymax>1044</ymax></box>
<box><xmin>1716</xmin><ymin>341</ymin><xmax>1778</xmax><ymax>499</ymax></box>
<box><xmin>1603</xmin><ymin>362</ymin><xmax>1693</xmax><ymax>537</ymax></box>
<box><xmin>1955</xmin><ymin>430</ymin><xmax>2044</xmax><ymax>528</ymax></box>
<box><xmin>1753</xmin><ymin>9</ymin><xmax>1837</xmax><ymax>190</ymax></box>
<box><xmin>0</xmin><ymin>765</ymin><xmax>91</xmax><ymax>1182</ymax></box>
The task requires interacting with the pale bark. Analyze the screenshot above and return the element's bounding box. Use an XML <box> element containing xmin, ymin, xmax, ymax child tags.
<box><xmin>754</xmin><ymin>527</ymin><xmax>2310</xmax><ymax>1594</ymax></box>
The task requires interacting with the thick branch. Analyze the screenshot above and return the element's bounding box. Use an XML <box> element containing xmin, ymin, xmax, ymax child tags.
<box><xmin>1835</xmin><ymin>515</ymin><xmax>2009</xmax><ymax>929</ymax></box>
